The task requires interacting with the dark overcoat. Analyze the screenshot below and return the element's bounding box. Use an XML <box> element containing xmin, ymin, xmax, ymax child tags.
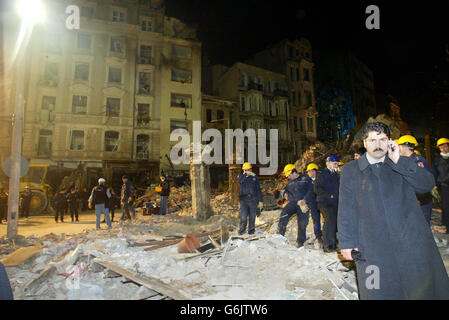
<box><xmin>337</xmin><ymin>154</ymin><xmax>449</xmax><ymax>299</ymax></box>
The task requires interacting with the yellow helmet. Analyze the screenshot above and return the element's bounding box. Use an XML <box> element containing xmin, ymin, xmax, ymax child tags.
<box><xmin>338</xmin><ymin>161</ymin><xmax>344</xmax><ymax>166</ymax></box>
<box><xmin>414</xmin><ymin>150</ymin><xmax>421</xmax><ymax>156</ymax></box>
<box><xmin>437</xmin><ymin>138</ymin><xmax>449</xmax><ymax>147</ymax></box>
<box><xmin>283</xmin><ymin>164</ymin><xmax>296</xmax><ymax>177</ymax></box>
<box><xmin>242</xmin><ymin>162</ymin><xmax>252</xmax><ymax>170</ymax></box>
<box><xmin>397</xmin><ymin>135</ymin><xmax>418</xmax><ymax>147</ymax></box>
<box><xmin>306</xmin><ymin>163</ymin><xmax>319</xmax><ymax>172</ymax></box>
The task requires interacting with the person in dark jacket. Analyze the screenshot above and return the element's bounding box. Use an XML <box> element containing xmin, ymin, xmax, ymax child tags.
<box><xmin>79</xmin><ymin>187</ymin><xmax>89</xmax><ymax>211</ymax></box>
<box><xmin>315</xmin><ymin>155</ymin><xmax>340</xmax><ymax>252</ymax></box>
<box><xmin>278</xmin><ymin>164</ymin><xmax>312</xmax><ymax>247</ymax></box>
<box><xmin>157</xmin><ymin>175</ymin><xmax>170</xmax><ymax>215</ymax></box>
<box><xmin>120</xmin><ymin>175</ymin><xmax>135</xmax><ymax>220</ymax></box>
<box><xmin>238</xmin><ymin>163</ymin><xmax>263</xmax><ymax>235</ymax></box>
<box><xmin>0</xmin><ymin>188</ymin><xmax>8</xmax><ymax>224</ymax></box>
<box><xmin>103</xmin><ymin>188</ymin><xmax>119</xmax><ymax>223</ymax></box>
<box><xmin>338</xmin><ymin>122</ymin><xmax>449</xmax><ymax>299</ymax></box>
<box><xmin>53</xmin><ymin>189</ymin><xmax>67</xmax><ymax>223</ymax></box>
<box><xmin>89</xmin><ymin>178</ymin><xmax>111</xmax><ymax>230</ymax></box>
<box><xmin>0</xmin><ymin>262</ymin><xmax>13</xmax><ymax>300</ymax></box>
<box><xmin>20</xmin><ymin>187</ymin><xmax>33</xmax><ymax>219</ymax></box>
<box><xmin>66</xmin><ymin>188</ymin><xmax>80</xmax><ymax>222</ymax></box>
<box><xmin>398</xmin><ymin>135</ymin><xmax>433</xmax><ymax>226</ymax></box>
<box><xmin>432</xmin><ymin>138</ymin><xmax>449</xmax><ymax>234</ymax></box>
<box><xmin>305</xmin><ymin>163</ymin><xmax>322</xmax><ymax>246</ymax></box>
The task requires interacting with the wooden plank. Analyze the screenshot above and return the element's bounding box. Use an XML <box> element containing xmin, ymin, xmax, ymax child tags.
<box><xmin>1</xmin><ymin>244</ymin><xmax>43</xmax><ymax>267</ymax></box>
<box><xmin>94</xmin><ymin>260</ymin><xmax>189</xmax><ymax>300</ymax></box>
<box><xmin>143</xmin><ymin>239</ymin><xmax>182</xmax><ymax>252</ymax></box>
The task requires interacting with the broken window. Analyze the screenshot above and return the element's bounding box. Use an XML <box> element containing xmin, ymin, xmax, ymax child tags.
<box><xmin>137</xmin><ymin>104</ymin><xmax>150</xmax><ymax>125</ymax></box>
<box><xmin>43</xmin><ymin>62</ymin><xmax>58</xmax><ymax>84</ymax></box>
<box><xmin>171</xmin><ymin>93</ymin><xmax>191</xmax><ymax>108</ymax></box>
<box><xmin>110</xmin><ymin>37</ymin><xmax>123</xmax><ymax>53</ymax></box>
<box><xmin>171</xmin><ymin>68</ymin><xmax>192</xmax><ymax>83</ymax></box>
<box><xmin>138</xmin><ymin>72</ymin><xmax>151</xmax><ymax>94</ymax></box>
<box><xmin>38</xmin><ymin>129</ymin><xmax>52</xmax><ymax>157</ymax></box>
<box><xmin>74</xmin><ymin>63</ymin><xmax>89</xmax><ymax>81</ymax></box>
<box><xmin>141</xmin><ymin>18</ymin><xmax>152</xmax><ymax>31</ymax></box>
<box><xmin>104</xmin><ymin>131</ymin><xmax>119</xmax><ymax>152</ymax></box>
<box><xmin>172</xmin><ymin>45</ymin><xmax>191</xmax><ymax>58</ymax></box>
<box><xmin>72</xmin><ymin>95</ymin><xmax>87</xmax><ymax>114</ymax></box>
<box><xmin>41</xmin><ymin>96</ymin><xmax>56</xmax><ymax>110</ymax></box>
<box><xmin>112</xmin><ymin>10</ymin><xmax>125</xmax><ymax>22</ymax></box>
<box><xmin>136</xmin><ymin>134</ymin><xmax>149</xmax><ymax>158</ymax></box>
<box><xmin>77</xmin><ymin>33</ymin><xmax>91</xmax><ymax>49</ymax></box>
<box><xmin>139</xmin><ymin>45</ymin><xmax>152</xmax><ymax>64</ymax></box>
<box><xmin>108</xmin><ymin>67</ymin><xmax>122</xmax><ymax>83</ymax></box>
<box><xmin>307</xmin><ymin>117</ymin><xmax>314</xmax><ymax>133</ymax></box>
<box><xmin>70</xmin><ymin>130</ymin><xmax>84</xmax><ymax>150</ymax></box>
<box><xmin>206</xmin><ymin>109</ymin><xmax>212</xmax><ymax>123</ymax></box>
<box><xmin>106</xmin><ymin>98</ymin><xmax>120</xmax><ymax>117</ymax></box>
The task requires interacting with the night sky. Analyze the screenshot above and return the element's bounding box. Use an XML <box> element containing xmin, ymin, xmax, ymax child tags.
<box><xmin>165</xmin><ymin>0</ymin><xmax>448</xmax><ymax>126</ymax></box>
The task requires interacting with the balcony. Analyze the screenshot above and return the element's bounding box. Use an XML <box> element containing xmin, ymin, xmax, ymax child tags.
<box><xmin>247</xmin><ymin>82</ymin><xmax>263</xmax><ymax>92</ymax></box>
<box><xmin>137</xmin><ymin>56</ymin><xmax>154</xmax><ymax>65</ymax></box>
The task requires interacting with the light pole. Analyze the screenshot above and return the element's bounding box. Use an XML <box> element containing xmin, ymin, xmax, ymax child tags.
<box><xmin>6</xmin><ymin>0</ymin><xmax>44</xmax><ymax>239</ymax></box>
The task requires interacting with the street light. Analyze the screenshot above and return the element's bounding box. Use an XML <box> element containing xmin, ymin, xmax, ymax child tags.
<box><xmin>6</xmin><ymin>0</ymin><xmax>45</xmax><ymax>239</ymax></box>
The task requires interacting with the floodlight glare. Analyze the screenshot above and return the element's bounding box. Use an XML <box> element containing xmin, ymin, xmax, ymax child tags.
<box><xmin>16</xmin><ymin>0</ymin><xmax>45</xmax><ymax>24</ymax></box>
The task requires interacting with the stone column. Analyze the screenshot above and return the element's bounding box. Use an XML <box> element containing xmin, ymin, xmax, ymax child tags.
<box><xmin>190</xmin><ymin>143</ymin><xmax>213</xmax><ymax>221</ymax></box>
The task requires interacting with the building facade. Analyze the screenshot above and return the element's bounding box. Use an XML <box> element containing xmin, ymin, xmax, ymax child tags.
<box><xmin>246</xmin><ymin>38</ymin><xmax>317</xmax><ymax>158</ymax></box>
<box><xmin>2</xmin><ymin>0</ymin><xmax>202</xmax><ymax>184</ymax></box>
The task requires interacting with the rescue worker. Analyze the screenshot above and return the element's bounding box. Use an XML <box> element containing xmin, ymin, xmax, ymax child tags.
<box><xmin>20</xmin><ymin>187</ymin><xmax>32</xmax><ymax>219</ymax></box>
<box><xmin>238</xmin><ymin>162</ymin><xmax>263</xmax><ymax>235</ymax></box>
<box><xmin>315</xmin><ymin>155</ymin><xmax>340</xmax><ymax>252</ymax></box>
<box><xmin>305</xmin><ymin>163</ymin><xmax>322</xmax><ymax>246</ymax></box>
<box><xmin>338</xmin><ymin>122</ymin><xmax>449</xmax><ymax>299</ymax></box>
<box><xmin>278</xmin><ymin>164</ymin><xmax>312</xmax><ymax>248</ymax></box>
<box><xmin>0</xmin><ymin>188</ymin><xmax>8</xmax><ymax>224</ymax></box>
<box><xmin>120</xmin><ymin>175</ymin><xmax>135</xmax><ymax>221</ymax></box>
<box><xmin>89</xmin><ymin>178</ymin><xmax>112</xmax><ymax>230</ymax></box>
<box><xmin>432</xmin><ymin>137</ymin><xmax>449</xmax><ymax>234</ymax></box>
<box><xmin>157</xmin><ymin>175</ymin><xmax>170</xmax><ymax>215</ymax></box>
<box><xmin>397</xmin><ymin>135</ymin><xmax>433</xmax><ymax>225</ymax></box>
<box><xmin>354</xmin><ymin>147</ymin><xmax>367</xmax><ymax>160</ymax></box>
<box><xmin>53</xmin><ymin>189</ymin><xmax>67</xmax><ymax>223</ymax></box>
<box><xmin>66</xmin><ymin>187</ymin><xmax>80</xmax><ymax>222</ymax></box>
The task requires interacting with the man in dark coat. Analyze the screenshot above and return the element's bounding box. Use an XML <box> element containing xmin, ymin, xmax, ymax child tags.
<box><xmin>66</xmin><ymin>188</ymin><xmax>80</xmax><ymax>222</ymax></box>
<box><xmin>337</xmin><ymin>122</ymin><xmax>449</xmax><ymax>299</ymax></box>
<box><xmin>158</xmin><ymin>175</ymin><xmax>171</xmax><ymax>215</ymax></box>
<box><xmin>315</xmin><ymin>155</ymin><xmax>340</xmax><ymax>252</ymax></box>
<box><xmin>238</xmin><ymin>163</ymin><xmax>263</xmax><ymax>235</ymax></box>
<box><xmin>53</xmin><ymin>189</ymin><xmax>67</xmax><ymax>223</ymax></box>
<box><xmin>20</xmin><ymin>187</ymin><xmax>33</xmax><ymax>218</ymax></box>
<box><xmin>432</xmin><ymin>138</ymin><xmax>449</xmax><ymax>233</ymax></box>
<box><xmin>120</xmin><ymin>175</ymin><xmax>135</xmax><ymax>220</ymax></box>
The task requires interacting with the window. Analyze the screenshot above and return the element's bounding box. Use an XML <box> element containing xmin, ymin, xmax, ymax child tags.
<box><xmin>304</xmin><ymin>68</ymin><xmax>310</xmax><ymax>81</ymax></box>
<box><xmin>106</xmin><ymin>98</ymin><xmax>120</xmax><ymax>117</ymax></box>
<box><xmin>241</xmin><ymin>96</ymin><xmax>246</xmax><ymax>111</ymax></box>
<box><xmin>136</xmin><ymin>134</ymin><xmax>149</xmax><ymax>158</ymax></box>
<box><xmin>267</xmin><ymin>80</ymin><xmax>271</xmax><ymax>92</ymax></box>
<box><xmin>293</xmin><ymin>116</ymin><xmax>298</xmax><ymax>131</ymax></box>
<box><xmin>284</xmin><ymin>102</ymin><xmax>288</xmax><ymax>117</ymax></box>
<box><xmin>289</xmin><ymin>46</ymin><xmax>294</xmax><ymax>58</ymax></box>
<box><xmin>171</xmin><ymin>68</ymin><xmax>192</xmax><ymax>83</ymax></box>
<box><xmin>299</xmin><ymin>117</ymin><xmax>304</xmax><ymax>132</ymax></box>
<box><xmin>229</xmin><ymin>111</ymin><xmax>233</xmax><ymax>126</ymax></box>
<box><xmin>139</xmin><ymin>45</ymin><xmax>152</xmax><ymax>64</ymax></box>
<box><xmin>297</xmin><ymin>91</ymin><xmax>301</xmax><ymax>106</ymax></box>
<box><xmin>110</xmin><ymin>37</ymin><xmax>123</xmax><ymax>53</ymax></box>
<box><xmin>305</xmin><ymin>91</ymin><xmax>312</xmax><ymax>107</ymax></box>
<box><xmin>141</xmin><ymin>18</ymin><xmax>152</xmax><ymax>31</ymax></box>
<box><xmin>41</xmin><ymin>96</ymin><xmax>56</xmax><ymax>110</ymax></box>
<box><xmin>138</xmin><ymin>72</ymin><xmax>151</xmax><ymax>94</ymax></box>
<box><xmin>43</xmin><ymin>62</ymin><xmax>58</xmax><ymax>83</ymax></box>
<box><xmin>170</xmin><ymin>120</ymin><xmax>190</xmax><ymax>134</ymax></box>
<box><xmin>171</xmin><ymin>93</ymin><xmax>191</xmax><ymax>108</ymax></box>
<box><xmin>77</xmin><ymin>33</ymin><xmax>91</xmax><ymax>49</ymax></box>
<box><xmin>108</xmin><ymin>67</ymin><xmax>122</xmax><ymax>83</ymax></box>
<box><xmin>74</xmin><ymin>63</ymin><xmax>89</xmax><ymax>81</ymax></box>
<box><xmin>137</xmin><ymin>104</ymin><xmax>150</xmax><ymax>125</ymax></box>
<box><xmin>104</xmin><ymin>131</ymin><xmax>119</xmax><ymax>152</ymax></box>
<box><xmin>290</xmin><ymin>67</ymin><xmax>294</xmax><ymax>81</ymax></box>
<box><xmin>80</xmin><ymin>6</ymin><xmax>94</xmax><ymax>18</ymax></box>
<box><xmin>38</xmin><ymin>129</ymin><xmax>52</xmax><ymax>157</ymax></box>
<box><xmin>240</xmin><ymin>74</ymin><xmax>246</xmax><ymax>86</ymax></box>
<box><xmin>72</xmin><ymin>95</ymin><xmax>87</xmax><ymax>114</ymax></box>
<box><xmin>307</xmin><ymin>117</ymin><xmax>314</xmax><ymax>133</ymax></box>
<box><xmin>172</xmin><ymin>45</ymin><xmax>191</xmax><ymax>58</ymax></box>
<box><xmin>217</xmin><ymin>110</ymin><xmax>224</xmax><ymax>123</ymax></box>
<box><xmin>206</xmin><ymin>109</ymin><xmax>212</xmax><ymax>123</ymax></box>
<box><xmin>70</xmin><ymin>130</ymin><xmax>84</xmax><ymax>150</ymax></box>
<box><xmin>296</xmin><ymin>68</ymin><xmax>300</xmax><ymax>82</ymax></box>
<box><xmin>112</xmin><ymin>10</ymin><xmax>125</xmax><ymax>22</ymax></box>
<box><xmin>242</xmin><ymin>120</ymin><xmax>247</xmax><ymax>132</ymax></box>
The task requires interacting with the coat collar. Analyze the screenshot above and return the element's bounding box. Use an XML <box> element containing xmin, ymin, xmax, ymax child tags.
<box><xmin>358</xmin><ymin>153</ymin><xmax>394</xmax><ymax>171</ymax></box>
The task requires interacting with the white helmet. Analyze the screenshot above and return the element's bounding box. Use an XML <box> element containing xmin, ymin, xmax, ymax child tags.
<box><xmin>98</xmin><ymin>178</ymin><xmax>106</xmax><ymax>184</ymax></box>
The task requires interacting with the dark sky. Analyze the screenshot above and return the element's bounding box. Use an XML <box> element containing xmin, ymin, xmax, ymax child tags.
<box><xmin>165</xmin><ymin>0</ymin><xmax>448</xmax><ymax>125</ymax></box>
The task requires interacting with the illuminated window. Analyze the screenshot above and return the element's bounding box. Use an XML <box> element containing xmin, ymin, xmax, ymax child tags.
<box><xmin>171</xmin><ymin>68</ymin><xmax>192</xmax><ymax>83</ymax></box>
<box><xmin>170</xmin><ymin>93</ymin><xmax>191</xmax><ymax>108</ymax></box>
<box><xmin>104</xmin><ymin>131</ymin><xmax>119</xmax><ymax>152</ymax></box>
<box><xmin>70</xmin><ymin>130</ymin><xmax>84</xmax><ymax>150</ymax></box>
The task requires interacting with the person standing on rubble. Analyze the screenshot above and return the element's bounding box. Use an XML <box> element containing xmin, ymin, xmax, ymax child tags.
<box><xmin>238</xmin><ymin>163</ymin><xmax>263</xmax><ymax>235</ymax></box>
<box><xmin>157</xmin><ymin>174</ymin><xmax>170</xmax><ymax>215</ymax></box>
<box><xmin>278</xmin><ymin>164</ymin><xmax>312</xmax><ymax>248</ymax></box>
<box><xmin>89</xmin><ymin>178</ymin><xmax>112</xmax><ymax>230</ymax></box>
<box><xmin>338</xmin><ymin>122</ymin><xmax>449</xmax><ymax>299</ymax></box>
<box><xmin>103</xmin><ymin>188</ymin><xmax>119</xmax><ymax>223</ymax></box>
<box><xmin>305</xmin><ymin>163</ymin><xmax>323</xmax><ymax>246</ymax></box>
<box><xmin>66</xmin><ymin>187</ymin><xmax>80</xmax><ymax>222</ymax></box>
<box><xmin>315</xmin><ymin>155</ymin><xmax>340</xmax><ymax>253</ymax></box>
<box><xmin>0</xmin><ymin>188</ymin><xmax>8</xmax><ymax>224</ymax></box>
<box><xmin>120</xmin><ymin>175</ymin><xmax>135</xmax><ymax>221</ymax></box>
<box><xmin>397</xmin><ymin>135</ymin><xmax>433</xmax><ymax>226</ymax></box>
<box><xmin>53</xmin><ymin>189</ymin><xmax>67</xmax><ymax>223</ymax></box>
<box><xmin>432</xmin><ymin>138</ymin><xmax>449</xmax><ymax>234</ymax></box>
